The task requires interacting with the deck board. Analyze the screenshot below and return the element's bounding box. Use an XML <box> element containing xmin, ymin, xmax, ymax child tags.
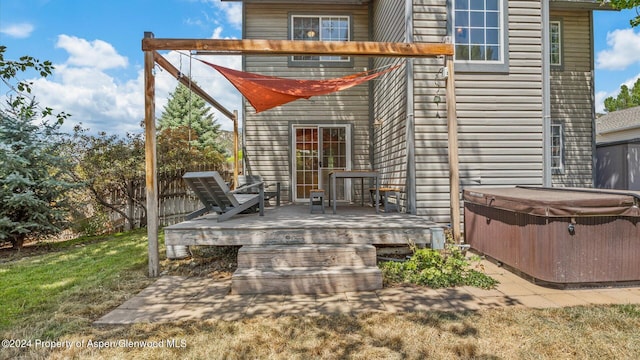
<box><xmin>164</xmin><ymin>205</ymin><xmax>439</xmax><ymax>246</ymax></box>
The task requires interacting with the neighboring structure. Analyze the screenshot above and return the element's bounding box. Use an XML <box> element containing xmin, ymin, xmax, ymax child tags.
<box><xmin>228</xmin><ymin>0</ymin><xmax>610</xmax><ymax>223</ymax></box>
<box><xmin>595</xmin><ymin>106</ymin><xmax>640</xmax><ymax>190</ymax></box>
<box><xmin>596</xmin><ymin>106</ymin><xmax>640</xmax><ymax>144</ymax></box>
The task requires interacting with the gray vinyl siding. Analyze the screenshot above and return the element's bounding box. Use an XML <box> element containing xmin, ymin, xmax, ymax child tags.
<box><xmin>413</xmin><ymin>0</ymin><xmax>544</xmax><ymax>222</ymax></box>
<box><xmin>549</xmin><ymin>10</ymin><xmax>594</xmax><ymax>187</ymax></box>
<box><xmin>371</xmin><ymin>0</ymin><xmax>408</xmax><ymax>208</ymax></box>
<box><xmin>240</xmin><ymin>0</ymin><xmax>595</xmax><ymax>224</ymax></box>
<box><xmin>243</xmin><ymin>2</ymin><xmax>371</xmax><ymax>202</ymax></box>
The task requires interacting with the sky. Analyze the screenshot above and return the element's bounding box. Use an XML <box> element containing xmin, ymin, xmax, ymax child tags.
<box><xmin>0</xmin><ymin>0</ymin><xmax>243</xmax><ymax>134</ymax></box>
<box><xmin>1</xmin><ymin>1</ymin><xmax>639</xmax><ymax>135</ymax></box>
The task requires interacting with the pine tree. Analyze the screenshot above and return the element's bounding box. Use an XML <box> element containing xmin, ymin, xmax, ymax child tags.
<box><xmin>0</xmin><ymin>108</ymin><xmax>76</xmax><ymax>248</ymax></box>
<box><xmin>157</xmin><ymin>82</ymin><xmax>225</xmax><ymax>154</ymax></box>
<box><xmin>0</xmin><ymin>46</ymin><xmax>74</xmax><ymax>248</ymax></box>
<box><xmin>604</xmin><ymin>79</ymin><xmax>640</xmax><ymax>112</ymax></box>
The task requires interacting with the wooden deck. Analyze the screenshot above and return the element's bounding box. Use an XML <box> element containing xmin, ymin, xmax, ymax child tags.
<box><xmin>164</xmin><ymin>204</ymin><xmax>442</xmax><ymax>247</ymax></box>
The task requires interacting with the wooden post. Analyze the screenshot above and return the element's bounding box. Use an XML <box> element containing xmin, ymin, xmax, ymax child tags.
<box><xmin>445</xmin><ymin>57</ymin><xmax>461</xmax><ymax>243</ymax></box>
<box><xmin>233</xmin><ymin>110</ymin><xmax>239</xmax><ymax>188</ymax></box>
<box><xmin>144</xmin><ymin>32</ymin><xmax>159</xmax><ymax>277</ymax></box>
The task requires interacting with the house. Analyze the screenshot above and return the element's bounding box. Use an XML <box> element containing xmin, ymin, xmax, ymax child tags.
<box><xmin>595</xmin><ymin>106</ymin><xmax>640</xmax><ymax>190</ymax></box>
<box><xmin>225</xmin><ymin>0</ymin><xmax>611</xmax><ymax>224</ymax></box>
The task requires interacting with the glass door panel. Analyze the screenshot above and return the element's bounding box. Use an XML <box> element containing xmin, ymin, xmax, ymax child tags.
<box><xmin>293</xmin><ymin>125</ymin><xmax>349</xmax><ymax>202</ymax></box>
<box><xmin>295</xmin><ymin>128</ymin><xmax>318</xmax><ymax>199</ymax></box>
<box><xmin>320</xmin><ymin>127</ymin><xmax>347</xmax><ymax>201</ymax></box>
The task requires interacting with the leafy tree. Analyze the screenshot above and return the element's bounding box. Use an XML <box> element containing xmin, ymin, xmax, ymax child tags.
<box><xmin>604</xmin><ymin>0</ymin><xmax>640</xmax><ymax>27</ymax></box>
<box><xmin>0</xmin><ymin>108</ymin><xmax>76</xmax><ymax>248</ymax></box>
<box><xmin>0</xmin><ymin>46</ymin><xmax>69</xmax><ymax>124</ymax></box>
<box><xmin>67</xmin><ymin>125</ymin><xmax>225</xmax><ymax>232</ymax></box>
<box><xmin>157</xmin><ymin>125</ymin><xmax>225</xmax><ymax>172</ymax></box>
<box><xmin>158</xmin><ymin>82</ymin><xmax>225</xmax><ymax>155</ymax></box>
<box><xmin>67</xmin><ymin>128</ymin><xmax>146</xmax><ymax>231</ymax></box>
<box><xmin>604</xmin><ymin>78</ymin><xmax>640</xmax><ymax>112</ymax></box>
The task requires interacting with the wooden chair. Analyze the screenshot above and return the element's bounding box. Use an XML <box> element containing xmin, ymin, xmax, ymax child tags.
<box><xmin>369</xmin><ymin>187</ymin><xmax>401</xmax><ymax>213</ymax></box>
<box><xmin>183</xmin><ymin>171</ymin><xmax>264</xmax><ymax>222</ymax></box>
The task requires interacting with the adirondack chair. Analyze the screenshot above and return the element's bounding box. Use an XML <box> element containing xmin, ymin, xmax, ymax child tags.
<box><xmin>183</xmin><ymin>171</ymin><xmax>264</xmax><ymax>222</ymax></box>
<box><xmin>236</xmin><ymin>174</ymin><xmax>281</xmax><ymax>206</ymax></box>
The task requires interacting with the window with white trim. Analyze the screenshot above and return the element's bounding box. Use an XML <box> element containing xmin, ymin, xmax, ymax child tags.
<box><xmin>291</xmin><ymin>15</ymin><xmax>350</xmax><ymax>63</ymax></box>
<box><xmin>551</xmin><ymin>123</ymin><xmax>564</xmax><ymax>173</ymax></box>
<box><xmin>452</xmin><ymin>0</ymin><xmax>508</xmax><ymax>72</ymax></box>
<box><xmin>550</xmin><ymin>20</ymin><xmax>562</xmax><ymax>67</ymax></box>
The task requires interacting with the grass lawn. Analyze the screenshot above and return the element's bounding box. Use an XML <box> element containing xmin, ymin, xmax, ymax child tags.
<box><xmin>1</xmin><ymin>230</ymin><xmax>639</xmax><ymax>359</ymax></box>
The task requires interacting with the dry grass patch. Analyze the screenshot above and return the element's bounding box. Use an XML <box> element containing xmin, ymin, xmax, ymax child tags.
<box><xmin>25</xmin><ymin>306</ymin><xmax>637</xmax><ymax>360</ymax></box>
<box><xmin>2</xmin><ymin>231</ymin><xmax>639</xmax><ymax>360</ymax></box>
<box><xmin>159</xmin><ymin>246</ymin><xmax>238</xmax><ymax>279</ymax></box>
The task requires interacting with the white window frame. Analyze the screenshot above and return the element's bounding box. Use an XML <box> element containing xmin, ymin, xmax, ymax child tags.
<box><xmin>450</xmin><ymin>0</ymin><xmax>509</xmax><ymax>73</ymax></box>
<box><xmin>551</xmin><ymin>123</ymin><xmax>564</xmax><ymax>174</ymax></box>
<box><xmin>550</xmin><ymin>20</ymin><xmax>563</xmax><ymax>69</ymax></box>
<box><xmin>289</xmin><ymin>14</ymin><xmax>352</xmax><ymax>67</ymax></box>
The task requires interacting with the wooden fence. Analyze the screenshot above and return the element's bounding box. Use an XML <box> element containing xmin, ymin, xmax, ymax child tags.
<box><xmin>108</xmin><ymin>167</ymin><xmax>232</xmax><ymax>231</ymax></box>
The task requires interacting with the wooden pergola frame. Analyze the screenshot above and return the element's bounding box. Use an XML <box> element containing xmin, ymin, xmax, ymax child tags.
<box><xmin>143</xmin><ymin>32</ymin><xmax>460</xmax><ymax>277</ymax></box>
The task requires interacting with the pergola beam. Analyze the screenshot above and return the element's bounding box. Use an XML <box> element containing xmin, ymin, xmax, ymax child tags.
<box><xmin>143</xmin><ymin>38</ymin><xmax>454</xmax><ymax>57</ymax></box>
<box><xmin>153</xmin><ymin>51</ymin><xmax>235</xmax><ymax>120</ymax></box>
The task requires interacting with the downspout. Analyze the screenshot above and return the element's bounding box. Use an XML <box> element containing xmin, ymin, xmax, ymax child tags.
<box><xmin>241</xmin><ymin>2</ymin><xmax>248</xmax><ymax>176</ymax></box>
<box><xmin>542</xmin><ymin>0</ymin><xmax>552</xmax><ymax>187</ymax></box>
<box><xmin>590</xmin><ymin>11</ymin><xmax>597</xmax><ymax>187</ymax></box>
<box><xmin>405</xmin><ymin>0</ymin><xmax>417</xmax><ymax>214</ymax></box>
<box><xmin>368</xmin><ymin>1</ymin><xmax>375</xmax><ymax>172</ymax></box>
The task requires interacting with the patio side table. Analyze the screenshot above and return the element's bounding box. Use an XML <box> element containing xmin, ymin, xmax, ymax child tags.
<box><xmin>309</xmin><ymin>189</ymin><xmax>325</xmax><ymax>214</ymax></box>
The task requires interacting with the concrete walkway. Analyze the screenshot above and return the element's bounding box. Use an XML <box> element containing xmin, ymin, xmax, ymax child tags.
<box><xmin>95</xmin><ymin>260</ymin><xmax>640</xmax><ymax>325</ymax></box>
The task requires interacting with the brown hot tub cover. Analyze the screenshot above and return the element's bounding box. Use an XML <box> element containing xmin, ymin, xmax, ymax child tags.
<box><xmin>463</xmin><ymin>186</ymin><xmax>640</xmax><ymax>218</ymax></box>
<box><xmin>464</xmin><ymin>186</ymin><xmax>640</xmax><ymax>286</ymax></box>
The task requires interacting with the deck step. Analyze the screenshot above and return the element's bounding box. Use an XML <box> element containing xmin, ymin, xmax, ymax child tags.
<box><xmin>232</xmin><ymin>266</ymin><xmax>382</xmax><ymax>295</ymax></box>
<box><xmin>237</xmin><ymin>244</ymin><xmax>376</xmax><ymax>268</ymax></box>
<box><xmin>232</xmin><ymin>244</ymin><xmax>383</xmax><ymax>295</ymax></box>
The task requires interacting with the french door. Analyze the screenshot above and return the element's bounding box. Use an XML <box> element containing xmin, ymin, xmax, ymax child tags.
<box><xmin>293</xmin><ymin>125</ymin><xmax>350</xmax><ymax>202</ymax></box>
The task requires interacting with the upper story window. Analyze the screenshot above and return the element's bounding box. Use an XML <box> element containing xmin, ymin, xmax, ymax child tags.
<box><xmin>290</xmin><ymin>15</ymin><xmax>352</xmax><ymax>67</ymax></box>
<box><xmin>451</xmin><ymin>0</ymin><xmax>509</xmax><ymax>72</ymax></box>
<box><xmin>550</xmin><ymin>20</ymin><xmax>562</xmax><ymax>68</ymax></box>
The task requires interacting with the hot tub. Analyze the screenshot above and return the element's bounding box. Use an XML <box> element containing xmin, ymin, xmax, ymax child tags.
<box><xmin>464</xmin><ymin>187</ymin><xmax>640</xmax><ymax>287</ymax></box>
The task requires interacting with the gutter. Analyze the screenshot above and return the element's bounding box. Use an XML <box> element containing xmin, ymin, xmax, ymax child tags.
<box><xmin>590</xmin><ymin>12</ymin><xmax>596</xmax><ymax>187</ymax></box>
<box><xmin>241</xmin><ymin>2</ymin><xmax>248</xmax><ymax>175</ymax></box>
<box><xmin>368</xmin><ymin>1</ymin><xmax>375</xmax><ymax>173</ymax></box>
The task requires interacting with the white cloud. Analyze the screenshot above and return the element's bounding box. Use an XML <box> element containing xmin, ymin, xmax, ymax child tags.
<box><xmin>595</xmin><ymin>73</ymin><xmax>640</xmax><ymax>113</ymax></box>
<box><xmin>2</xmin><ymin>30</ymin><xmax>242</xmax><ymax>136</ymax></box>
<box><xmin>0</xmin><ymin>22</ymin><xmax>34</xmax><ymax>38</ymax></box>
<box><xmin>596</xmin><ymin>28</ymin><xmax>640</xmax><ymax>70</ymax></box>
<box><xmin>595</xmin><ymin>91</ymin><xmax>609</xmax><ymax>114</ymax></box>
<box><xmin>30</xmin><ymin>64</ymin><xmax>144</xmax><ymax>135</ymax></box>
<box><xmin>56</xmin><ymin>35</ymin><xmax>128</xmax><ymax>70</ymax></box>
<box><xmin>212</xmin><ymin>26</ymin><xmax>224</xmax><ymax>39</ymax></box>
<box><xmin>207</xmin><ymin>0</ymin><xmax>242</xmax><ymax>29</ymax></box>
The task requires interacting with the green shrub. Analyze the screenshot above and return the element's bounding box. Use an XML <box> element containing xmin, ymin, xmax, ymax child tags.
<box><xmin>380</xmin><ymin>245</ymin><xmax>498</xmax><ymax>289</ymax></box>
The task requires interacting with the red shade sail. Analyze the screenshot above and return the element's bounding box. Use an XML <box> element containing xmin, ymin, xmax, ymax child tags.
<box><xmin>200</xmin><ymin>59</ymin><xmax>401</xmax><ymax>113</ymax></box>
